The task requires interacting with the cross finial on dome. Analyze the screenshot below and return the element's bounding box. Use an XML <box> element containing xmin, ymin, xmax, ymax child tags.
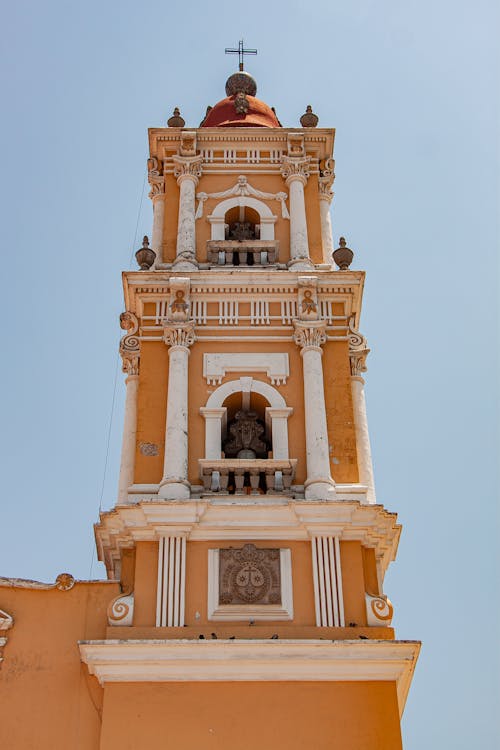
<box><xmin>225</xmin><ymin>39</ymin><xmax>257</xmax><ymax>72</ymax></box>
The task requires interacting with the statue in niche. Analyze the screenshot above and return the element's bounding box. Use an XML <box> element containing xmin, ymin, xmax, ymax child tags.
<box><xmin>223</xmin><ymin>410</ymin><xmax>268</xmax><ymax>459</ymax></box>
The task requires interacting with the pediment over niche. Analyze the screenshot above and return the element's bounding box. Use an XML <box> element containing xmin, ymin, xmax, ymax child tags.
<box><xmin>203</xmin><ymin>352</ymin><xmax>289</xmax><ymax>386</ymax></box>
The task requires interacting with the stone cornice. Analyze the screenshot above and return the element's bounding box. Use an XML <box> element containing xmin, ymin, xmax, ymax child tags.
<box><xmin>79</xmin><ymin>638</ymin><xmax>419</xmax><ymax>717</ymax></box>
<box><xmin>149</xmin><ymin>127</ymin><xmax>335</xmax><ymax>157</ymax></box>
<box><xmin>121</xmin><ymin>269</ymin><xmax>366</xmax><ymax>327</ymax></box>
<box><xmin>94</xmin><ymin>497</ymin><xmax>401</xmax><ymax>581</ymax></box>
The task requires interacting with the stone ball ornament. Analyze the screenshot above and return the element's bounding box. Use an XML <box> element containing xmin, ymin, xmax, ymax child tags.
<box><xmin>135</xmin><ymin>235</ymin><xmax>156</xmax><ymax>270</ymax></box>
<box><xmin>225</xmin><ymin>70</ymin><xmax>258</xmax><ymax>97</ymax></box>
<box><xmin>333</xmin><ymin>237</ymin><xmax>354</xmax><ymax>270</ymax></box>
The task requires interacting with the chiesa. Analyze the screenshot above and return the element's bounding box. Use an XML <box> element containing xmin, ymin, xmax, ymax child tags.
<box><xmin>0</xmin><ymin>43</ymin><xmax>420</xmax><ymax>749</ymax></box>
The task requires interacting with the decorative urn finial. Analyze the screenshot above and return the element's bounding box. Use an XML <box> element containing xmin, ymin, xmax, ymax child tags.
<box><xmin>135</xmin><ymin>236</ymin><xmax>156</xmax><ymax>270</ymax></box>
<box><xmin>333</xmin><ymin>237</ymin><xmax>354</xmax><ymax>270</ymax></box>
<box><xmin>167</xmin><ymin>107</ymin><xmax>185</xmax><ymax>127</ymax></box>
<box><xmin>300</xmin><ymin>105</ymin><xmax>319</xmax><ymax>128</ymax></box>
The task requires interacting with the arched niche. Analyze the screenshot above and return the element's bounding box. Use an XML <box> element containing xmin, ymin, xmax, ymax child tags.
<box><xmin>200</xmin><ymin>377</ymin><xmax>293</xmax><ymax>460</ymax></box>
<box><xmin>208</xmin><ymin>196</ymin><xmax>277</xmax><ymax>241</ymax></box>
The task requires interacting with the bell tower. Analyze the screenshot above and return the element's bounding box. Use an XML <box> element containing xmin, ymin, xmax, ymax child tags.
<box><xmin>82</xmin><ymin>60</ymin><xmax>420</xmax><ymax>750</ymax></box>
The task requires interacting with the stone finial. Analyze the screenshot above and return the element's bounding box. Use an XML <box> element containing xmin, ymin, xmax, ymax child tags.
<box><xmin>135</xmin><ymin>236</ymin><xmax>156</xmax><ymax>270</ymax></box>
<box><xmin>333</xmin><ymin>237</ymin><xmax>354</xmax><ymax>270</ymax></box>
<box><xmin>199</xmin><ymin>105</ymin><xmax>212</xmax><ymax>126</ymax></box>
<box><xmin>167</xmin><ymin>107</ymin><xmax>186</xmax><ymax>127</ymax></box>
<box><xmin>300</xmin><ymin>105</ymin><xmax>319</xmax><ymax>128</ymax></box>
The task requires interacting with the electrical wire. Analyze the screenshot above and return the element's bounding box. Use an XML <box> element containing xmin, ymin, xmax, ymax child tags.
<box><xmin>89</xmin><ymin>169</ymin><xmax>148</xmax><ymax>578</ymax></box>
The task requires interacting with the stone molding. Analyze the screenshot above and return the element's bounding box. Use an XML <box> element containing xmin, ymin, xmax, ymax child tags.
<box><xmin>348</xmin><ymin>315</ymin><xmax>369</xmax><ymax>377</ymax></box>
<box><xmin>79</xmin><ymin>639</ymin><xmax>420</xmax><ymax>717</ymax></box>
<box><xmin>195</xmin><ymin>175</ymin><xmax>289</xmax><ymax>219</ymax></box>
<box><xmin>292</xmin><ymin>319</ymin><xmax>327</xmax><ymax>351</ymax></box>
<box><xmin>365</xmin><ymin>593</ymin><xmax>394</xmax><ymax>626</ymax></box>
<box><xmin>94</xmin><ymin>498</ymin><xmax>401</xmax><ymax>581</ymax></box>
<box><xmin>147</xmin><ymin>156</ymin><xmax>165</xmax><ymax>199</ymax></box>
<box><xmin>119</xmin><ymin>311</ymin><xmax>140</xmax><ymax>376</ymax></box>
<box><xmin>0</xmin><ymin>574</ymin><xmax>83</xmax><ymax>590</ymax></box>
<box><xmin>107</xmin><ymin>591</ymin><xmax>134</xmax><ymax>626</ymax></box>
<box><xmin>202</xmin><ymin>352</ymin><xmax>289</xmax><ymax>386</ymax></box>
<box><xmin>318</xmin><ymin>157</ymin><xmax>335</xmax><ymax>203</ymax></box>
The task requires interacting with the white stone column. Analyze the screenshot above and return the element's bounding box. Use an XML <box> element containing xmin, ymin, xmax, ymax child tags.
<box><xmin>172</xmin><ymin>155</ymin><xmax>202</xmax><ymax>271</ymax></box>
<box><xmin>318</xmin><ymin>159</ymin><xmax>335</xmax><ymax>265</ymax></box>
<box><xmin>118</xmin><ymin>312</ymin><xmax>140</xmax><ymax>504</ymax></box>
<box><xmin>350</xmin><ymin>346</ymin><xmax>376</xmax><ymax>504</ymax></box>
<box><xmin>293</xmin><ymin>321</ymin><xmax>335</xmax><ymax>499</ymax></box>
<box><xmin>318</xmin><ymin>190</ymin><xmax>334</xmax><ymax>265</ymax></box>
<box><xmin>281</xmin><ymin>156</ymin><xmax>313</xmax><ymax>269</ymax></box>
<box><xmin>158</xmin><ymin>322</ymin><xmax>196</xmax><ymax>499</ymax></box>
<box><xmin>151</xmin><ymin>192</ymin><xmax>165</xmax><ymax>265</ymax></box>
<box><xmin>147</xmin><ymin>157</ymin><xmax>165</xmax><ymax>268</ymax></box>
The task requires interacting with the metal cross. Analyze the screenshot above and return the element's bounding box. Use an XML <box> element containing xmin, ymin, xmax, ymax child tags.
<box><xmin>225</xmin><ymin>39</ymin><xmax>257</xmax><ymax>71</ymax></box>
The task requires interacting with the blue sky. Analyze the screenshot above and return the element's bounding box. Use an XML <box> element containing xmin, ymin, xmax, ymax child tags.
<box><xmin>0</xmin><ymin>1</ymin><xmax>498</xmax><ymax>747</ymax></box>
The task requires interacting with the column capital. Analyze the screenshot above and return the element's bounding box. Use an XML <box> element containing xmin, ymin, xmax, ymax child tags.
<box><xmin>318</xmin><ymin>176</ymin><xmax>334</xmax><ymax>203</ymax></box>
<box><xmin>348</xmin><ymin>316</ymin><xmax>370</xmax><ymax>376</ymax></box>
<box><xmin>293</xmin><ymin>319</ymin><xmax>327</xmax><ymax>352</ymax></box>
<box><xmin>280</xmin><ymin>155</ymin><xmax>311</xmax><ymax>186</ymax></box>
<box><xmin>163</xmin><ymin>321</ymin><xmax>196</xmax><ymax>351</ymax></box>
<box><xmin>149</xmin><ymin>180</ymin><xmax>165</xmax><ymax>200</ymax></box>
<box><xmin>173</xmin><ymin>155</ymin><xmax>203</xmax><ymax>186</ymax></box>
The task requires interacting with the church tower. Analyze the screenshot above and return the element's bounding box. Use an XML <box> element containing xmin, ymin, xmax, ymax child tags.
<box><xmin>0</xmin><ymin>52</ymin><xmax>419</xmax><ymax>750</ymax></box>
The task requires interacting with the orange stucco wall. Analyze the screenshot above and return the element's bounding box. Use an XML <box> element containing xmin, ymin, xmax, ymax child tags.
<box><xmin>0</xmin><ymin>582</ymin><xmax>118</xmax><ymax>749</ymax></box>
<box><xmin>133</xmin><ymin>336</ymin><xmax>359</xmax><ymax>487</ymax></box>
<box><xmin>99</xmin><ymin>681</ymin><xmax>402</xmax><ymax>750</ymax></box>
<box><xmin>134</xmin><ymin>340</ymin><xmax>168</xmax><ymax>484</ymax></box>
<box><xmin>130</xmin><ymin>540</ymin><xmax>373</xmax><ymax>630</ymax></box>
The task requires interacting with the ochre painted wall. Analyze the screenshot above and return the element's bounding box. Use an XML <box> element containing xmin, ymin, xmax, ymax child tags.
<box><xmin>134</xmin><ymin>340</ymin><xmax>168</xmax><ymax>484</ymax></box>
<box><xmin>341</xmin><ymin>540</ymin><xmax>368</xmax><ymax>626</ymax></box>
<box><xmin>185</xmin><ymin>540</ymin><xmax>315</xmax><ymax>627</ymax></box>
<box><xmin>323</xmin><ymin>339</ymin><xmax>359</xmax><ymax>483</ymax></box>
<box><xmin>133</xmin><ymin>337</ymin><xmax>359</xmax><ymax>488</ymax></box>
<box><xmin>131</xmin><ymin>540</ymin><xmax>370</xmax><ymax>630</ymax></box>
<box><xmin>0</xmin><ymin>582</ymin><xmax>118</xmax><ymax>750</ymax></box>
<box><xmin>99</xmin><ymin>681</ymin><xmax>403</xmax><ymax>750</ymax></box>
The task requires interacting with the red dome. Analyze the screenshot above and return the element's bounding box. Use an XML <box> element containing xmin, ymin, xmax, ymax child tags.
<box><xmin>201</xmin><ymin>95</ymin><xmax>281</xmax><ymax>128</ymax></box>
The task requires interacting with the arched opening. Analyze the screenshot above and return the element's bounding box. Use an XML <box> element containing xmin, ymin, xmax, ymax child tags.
<box><xmin>221</xmin><ymin>391</ymin><xmax>270</xmax><ymax>494</ymax></box>
<box><xmin>224</xmin><ymin>206</ymin><xmax>261</xmax><ymax>240</ymax></box>
<box><xmin>199</xmin><ymin>377</ymin><xmax>295</xmax><ymax>495</ymax></box>
<box><xmin>222</xmin><ymin>390</ymin><xmax>271</xmax><ymax>458</ymax></box>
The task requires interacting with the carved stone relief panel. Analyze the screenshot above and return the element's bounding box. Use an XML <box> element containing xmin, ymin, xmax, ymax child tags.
<box><xmin>208</xmin><ymin>547</ymin><xmax>293</xmax><ymax>621</ymax></box>
<box><xmin>218</xmin><ymin>544</ymin><xmax>281</xmax><ymax>605</ymax></box>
